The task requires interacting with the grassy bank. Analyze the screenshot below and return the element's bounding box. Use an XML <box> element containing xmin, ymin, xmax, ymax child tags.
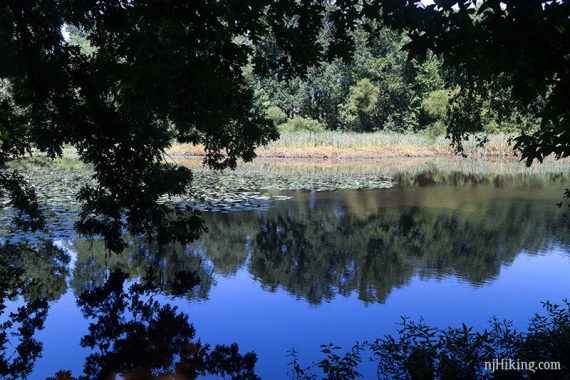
<box><xmin>168</xmin><ymin>132</ymin><xmax>515</xmax><ymax>159</ymax></box>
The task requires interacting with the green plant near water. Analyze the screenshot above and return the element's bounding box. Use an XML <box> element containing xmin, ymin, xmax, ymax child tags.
<box><xmin>263</xmin><ymin>131</ymin><xmax>516</xmax><ymax>155</ymax></box>
<box><xmin>3</xmin><ymin>156</ymin><xmax>395</xmax><ymax>215</ymax></box>
<box><xmin>278</xmin><ymin>116</ymin><xmax>326</xmax><ymax>133</ymax></box>
<box><xmin>266</xmin><ymin>105</ymin><xmax>288</xmax><ymax>127</ymax></box>
<box><xmin>268</xmin><ymin>131</ymin><xmax>432</xmax><ymax>148</ymax></box>
<box><xmin>289</xmin><ymin>300</ymin><xmax>570</xmax><ymax>379</ymax></box>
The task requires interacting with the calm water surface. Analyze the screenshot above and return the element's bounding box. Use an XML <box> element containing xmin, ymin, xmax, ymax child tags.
<box><xmin>2</xmin><ymin>163</ymin><xmax>570</xmax><ymax>379</ymax></box>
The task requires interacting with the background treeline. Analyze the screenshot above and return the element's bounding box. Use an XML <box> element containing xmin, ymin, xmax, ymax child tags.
<box><xmin>251</xmin><ymin>24</ymin><xmax>536</xmax><ymax>137</ymax></box>
<box><xmin>64</xmin><ymin>23</ymin><xmax>537</xmax><ymax>140</ymax></box>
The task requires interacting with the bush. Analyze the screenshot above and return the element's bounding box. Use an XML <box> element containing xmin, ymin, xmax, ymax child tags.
<box><xmin>289</xmin><ymin>300</ymin><xmax>570</xmax><ymax>380</ymax></box>
<box><xmin>338</xmin><ymin>78</ymin><xmax>380</xmax><ymax>131</ymax></box>
<box><xmin>423</xmin><ymin>121</ymin><xmax>447</xmax><ymax>138</ymax></box>
<box><xmin>421</xmin><ymin>89</ymin><xmax>451</xmax><ymax>123</ymax></box>
<box><xmin>266</xmin><ymin>105</ymin><xmax>288</xmax><ymax>126</ymax></box>
<box><xmin>278</xmin><ymin>116</ymin><xmax>325</xmax><ymax>133</ymax></box>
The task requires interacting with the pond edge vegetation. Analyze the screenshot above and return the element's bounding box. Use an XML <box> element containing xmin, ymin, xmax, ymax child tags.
<box><xmin>288</xmin><ymin>300</ymin><xmax>570</xmax><ymax>380</ymax></box>
<box><xmin>168</xmin><ymin>132</ymin><xmax>518</xmax><ymax>160</ymax></box>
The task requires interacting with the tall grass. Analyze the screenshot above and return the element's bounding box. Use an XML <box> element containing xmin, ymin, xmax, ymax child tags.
<box><xmin>267</xmin><ymin>131</ymin><xmax>434</xmax><ymax>148</ymax></box>
<box><xmin>17</xmin><ymin>132</ymin><xmax>530</xmax><ymax>161</ymax></box>
<box><xmin>258</xmin><ymin>131</ymin><xmax>516</xmax><ymax>157</ymax></box>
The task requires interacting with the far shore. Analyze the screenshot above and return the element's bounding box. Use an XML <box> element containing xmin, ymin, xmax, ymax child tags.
<box><xmin>167</xmin><ymin>131</ymin><xmax>518</xmax><ymax>160</ymax></box>
<box><xmin>39</xmin><ymin>131</ymin><xmax>567</xmax><ymax>165</ymax></box>
<box><xmin>167</xmin><ymin>145</ymin><xmax>512</xmax><ymax>160</ymax></box>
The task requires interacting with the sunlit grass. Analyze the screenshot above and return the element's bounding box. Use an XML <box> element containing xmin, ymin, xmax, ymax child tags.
<box><xmin>172</xmin><ymin>156</ymin><xmax>569</xmax><ymax>181</ymax></box>
<box><xmin>268</xmin><ymin>131</ymin><xmax>433</xmax><ymax>148</ymax></box>
<box><xmin>168</xmin><ymin>132</ymin><xmax>519</xmax><ymax>159</ymax></box>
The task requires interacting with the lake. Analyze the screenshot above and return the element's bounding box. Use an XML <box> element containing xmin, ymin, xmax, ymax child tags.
<box><xmin>1</xmin><ymin>158</ymin><xmax>569</xmax><ymax>379</ymax></box>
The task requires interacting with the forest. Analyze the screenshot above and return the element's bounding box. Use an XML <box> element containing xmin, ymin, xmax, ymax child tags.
<box><xmin>253</xmin><ymin>25</ymin><xmax>534</xmax><ymax>137</ymax></box>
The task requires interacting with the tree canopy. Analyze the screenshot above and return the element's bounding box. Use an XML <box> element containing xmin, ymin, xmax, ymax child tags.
<box><xmin>1</xmin><ymin>0</ymin><xmax>568</xmax><ymax>251</ymax></box>
<box><xmin>367</xmin><ymin>0</ymin><xmax>570</xmax><ymax>163</ymax></box>
<box><xmin>0</xmin><ymin>0</ymin><xmax>352</xmax><ymax>251</ymax></box>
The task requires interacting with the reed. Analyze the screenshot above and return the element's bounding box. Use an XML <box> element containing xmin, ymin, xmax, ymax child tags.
<box><xmin>168</xmin><ymin>132</ymin><xmax>519</xmax><ymax>159</ymax></box>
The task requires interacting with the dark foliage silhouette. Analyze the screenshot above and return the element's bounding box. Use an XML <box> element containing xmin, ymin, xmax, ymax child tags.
<box><xmin>289</xmin><ymin>301</ymin><xmax>570</xmax><ymax>379</ymax></box>
<box><xmin>357</xmin><ymin>0</ymin><xmax>570</xmax><ymax>163</ymax></box>
<box><xmin>0</xmin><ymin>242</ymin><xmax>69</xmax><ymax>380</ymax></box>
<box><xmin>0</xmin><ymin>0</ymin><xmax>357</xmax><ymax>251</ymax></box>
<box><xmin>51</xmin><ymin>269</ymin><xmax>259</xmax><ymax>379</ymax></box>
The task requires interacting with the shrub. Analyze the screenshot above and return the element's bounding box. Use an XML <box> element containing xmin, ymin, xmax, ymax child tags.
<box><xmin>289</xmin><ymin>300</ymin><xmax>570</xmax><ymax>379</ymax></box>
<box><xmin>338</xmin><ymin>78</ymin><xmax>380</xmax><ymax>131</ymax></box>
<box><xmin>266</xmin><ymin>105</ymin><xmax>288</xmax><ymax>126</ymax></box>
<box><xmin>421</xmin><ymin>89</ymin><xmax>451</xmax><ymax>123</ymax></box>
<box><xmin>278</xmin><ymin>116</ymin><xmax>325</xmax><ymax>133</ymax></box>
<box><xmin>423</xmin><ymin>121</ymin><xmax>447</xmax><ymax>138</ymax></box>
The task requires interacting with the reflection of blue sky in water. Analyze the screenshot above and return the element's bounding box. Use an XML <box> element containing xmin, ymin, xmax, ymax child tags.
<box><xmin>3</xmin><ymin>167</ymin><xmax>569</xmax><ymax>379</ymax></box>
<box><xmin>180</xmin><ymin>248</ymin><xmax>570</xmax><ymax>378</ymax></box>
<box><xmin>32</xmin><ymin>246</ymin><xmax>570</xmax><ymax>378</ymax></box>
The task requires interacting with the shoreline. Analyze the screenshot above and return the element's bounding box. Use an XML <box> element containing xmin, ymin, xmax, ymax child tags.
<box><xmin>167</xmin><ymin>150</ymin><xmax>513</xmax><ymax>160</ymax></box>
<box><xmin>166</xmin><ymin>144</ymin><xmax>514</xmax><ymax>161</ymax></box>
<box><xmin>166</xmin><ymin>131</ymin><xmax>516</xmax><ymax>160</ymax></box>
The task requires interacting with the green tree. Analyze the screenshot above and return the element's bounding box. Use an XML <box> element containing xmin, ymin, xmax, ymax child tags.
<box><xmin>278</xmin><ymin>116</ymin><xmax>325</xmax><ymax>133</ymax></box>
<box><xmin>256</xmin><ymin>23</ymin><xmax>449</xmax><ymax>132</ymax></box>
<box><xmin>265</xmin><ymin>105</ymin><xmax>288</xmax><ymax>127</ymax></box>
<box><xmin>0</xmin><ymin>0</ymin><xmax>357</xmax><ymax>251</ymax></box>
<box><xmin>362</xmin><ymin>0</ymin><xmax>570</xmax><ymax>163</ymax></box>
<box><xmin>422</xmin><ymin>89</ymin><xmax>451</xmax><ymax>123</ymax></box>
<box><xmin>421</xmin><ymin>88</ymin><xmax>453</xmax><ymax>136</ymax></box>
<box><xmin>338</xmin><ymin>78</ymin><xmax>380</xmax><ymax>131</ymax></box>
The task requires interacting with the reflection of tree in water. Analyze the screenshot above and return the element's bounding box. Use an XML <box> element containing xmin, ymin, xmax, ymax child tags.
<box><xmin>0</xmin><ymin>242</ymin><xmax>69</xmax><ymax>380</ymax></box>
<box><xmin>1</xmin><ymin>171</ymin><xmax>568</xmax><ymax>377</ymax></box>
<box><xmin>249</xmin><ymin>195</ymin><xmax>569</xmax><ymax>305</ymax></box>
<box><xmin>199</xmin><ymin>212</ymin><xmax>257</xmax><ymax>276</ymax></box>
<box><xmin>70</xmin><ymin>177</ymin><xmax>569</xmax><ymax>306</ymax></box>
<box><xmin>50</xmin><ymin>270</ymin><xmax>258</xmax><ymax>380</ymax></box>
<box><xmin>71</xmin><ymin>240</ymin><xmax>214</xmax><ymax>300</ymax></box>
<box><xmin>394</xmin><ymin>167</ymin><xmax>569</xmax><ymax>189</ymax></box>
<box><xmin>1</xmin><ymin>242</ymin><xmax>259</xmax><ymax>379</ymax></box>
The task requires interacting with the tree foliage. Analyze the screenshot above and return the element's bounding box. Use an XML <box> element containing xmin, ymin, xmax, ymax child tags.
<box><xmin>289</xmin><ymin>301</ymin><xmax>570</xmax><ymax>379</ymax></box>
<box><xmin>0</xmin><ymin>0</ymin><xmax>358</xmax><ymax>251</ymax></box>
<box><xmin>257</xmin><ymin>0</ymin><xmax>569</xmax><ymax>164</ymax></box>
<box><xmin>364</xmin><ymin>0</ymin><xmax>570</xmax><ymax>164</ymax></box>
<box><xmin>256</xmin><ymin>22</ymin><xmax>528</xmax><ymax>136</ymax></box>
<box><xmin>339</xmin><ymin>78</ymin><xmax>380</xmax><ymax>131</ymax></box>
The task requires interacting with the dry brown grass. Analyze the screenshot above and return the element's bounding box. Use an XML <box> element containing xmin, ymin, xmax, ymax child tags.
<box><xmin>167</xmin><ymin>132</ymin><xmax>516</xmax><ymax>160</ymax></box>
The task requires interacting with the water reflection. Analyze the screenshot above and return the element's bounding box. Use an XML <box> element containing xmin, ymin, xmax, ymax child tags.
<box><xmin>0</xmin><ymin>243</ymin><xmax>258</xmax><ymax>379</ymax></box>
<box><xmin>67</xmin><ymin>171</ymin><xmax>569</xmax><ymax>307</ymax></box>
<box><xmin>0</xmin><ymin>242</ymin><xmax>68</xmax><ymax>379</ymax></box>
<box><xmin>249</xmin><ymin>196</ymin><xmax>567</xmax><ymax>304</ymax></box>
<box><xmin>71</xmin><ymin>241</ymin><xmax>213</xmax><ymax>300</ymax></box>
<box><xmin>50</xmin><ymin>270</ymin><xmax>258</xmax><ymax>380</ymax></box>
<box><xmin>0</xmin><ymin>170</ymin><xmax>568</xmax><ymax>378</ymax></box>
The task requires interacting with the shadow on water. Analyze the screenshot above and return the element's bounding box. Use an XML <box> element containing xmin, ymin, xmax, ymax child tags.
<box><xmin>0</xmin><ymin>169</ymin><xmax>569</xmax><ymax>378</ymax></box>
